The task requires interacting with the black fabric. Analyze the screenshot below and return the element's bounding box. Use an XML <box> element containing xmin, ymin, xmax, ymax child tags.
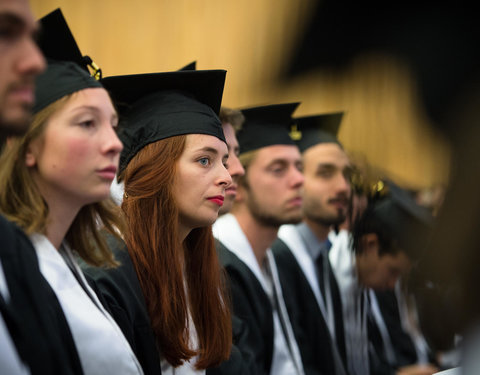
<box><xmin>178</xmin><ymin>61</ymin><xmax>197</xmax><ymax>71</ymax></box>
<box><xmin>34</xmin><ymin>8</ymin><xmax>101</xmax><ymax>114</ymax></box>
<box><xmin>37</xmin><ymin>9</ymin><xmax>88</xmax><ymax>71</ymax></box>
<box><xmin>216</xmin><ymin>239</ymin><xmax>274</xmax><ymax>375</ymax></box>
<box><xmin>0</xmin><ymin>215</ymin><xmax>83</xmax><ymax>375</ymax></box>
<box><xmin>327</xmin><ymin>254</ymin><xmax>347</xmax><ymax>367</ymax></box>
<box><xmin>367</xmin><ymin>311</ymin><xmax>396</xmax><ymax>375</ymax></box>
<box><xmin>272</xmin><ymin>237</ymin><xmax>348</xmax><ymax>375</ymax></box>
<box><xmin>368</xmin><ymin>289</ymin><xmax>420</xmax><ymax>375</ymax></box>
<box><xmin>315</xmin><ymin>253</ymin><xmax>327</xmax><ymax>301</ymax></box>
<box><xmin>292</xmin><ymin>112</ymin><xmax>344</xmax><ymax>152</ymax></box>
<box><xmin>33</xmin><ymin>61</ymin><xmax>102</xmax><ymax>115</ymax></box>
<box><xmin>207</xmin><ymin>316</ymin><xmax>257</xmax><ymax>375</ymax></box>
<box><xmin>370</xmin><ymin>181</ymin><xmax>434</xmax><ymax>259</ymax></box>
<box><xmin>83</xmin><ymin>235</ymin><xmax>161</xmax><ymax>375</ymax></box>
<box><xmin>85</xmin><ymin>235</ymin><xmax>251</xmax><ymax>375</ymax></box>
<box><xmin>237</xmin><ymin>103</ymin><xmax>299</xmax><ymax>154</ymax></box>
<box><xmin>101</xmin><ymin>70</ymin><xmax>227</xmax><ymax>174</ymax></box>
<box><xmin>116</xmin><ymin>90</ymin><xmax>225</xmax><ymax>174</ymax></box>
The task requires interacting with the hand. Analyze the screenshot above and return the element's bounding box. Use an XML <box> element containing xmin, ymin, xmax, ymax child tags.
<box><xmin>396</xmin><ymin>364</ymin><xmax>440</xmax><ymax>375</ymax></box>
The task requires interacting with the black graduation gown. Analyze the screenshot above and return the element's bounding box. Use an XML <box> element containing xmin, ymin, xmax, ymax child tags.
<box><xmin>206</xmin><ymin>315</ymin><xmax>256</xmax><ymax>375</ymax></box>
<box><xmin>368</xmin><ymin>289</ymin><xmax>420</xmax><ymax>375</ymax></box>
<box><xmin>0</xmin><ymin>215</ymin><xmax>83</xmax><ymax>375</ymax></box>
<box><xmin>271</xmin><ymin>237</ymin><xmax>348</xmax><ymax>375</ymax></box>
<box><xmin>83</xmin><ymin>236</ymin><xmax>161</xmax><ymax>375</ymax></box>
<box><xmin>216</xmin><ymin>239</ymin><xmax>274</xmax><ymax>375</ymax></box>
<box><xmin>84</xmin><ymin>235</ymin><xmax>252</xmax><ymax>375</ymax></box>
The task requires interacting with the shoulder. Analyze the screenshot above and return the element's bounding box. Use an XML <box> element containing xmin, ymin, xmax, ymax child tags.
<box><xmin>271</xmin><ymin>237</ymin><xmax>293</xmax><ymax>257</ymax></box>
<box><xmin>271</xmin><ymin>237</ymin><xmax>302</xmax><ymax>274</ymax></box>
<box><xmin>0</xmin><ymin>215</ymin><xmax>34</xmax><ymax>259</ymax></box>
<box><xmin>215</xmin><ymin>239</ymin><xmax>242</xmax><ymax>266</ymax></box>
<box><xmin>82</xmin><ymin>236</ymin><xmax>146</xmax><ymax>318</ymax></box>
<box><xmin>215</xmin><ymin>240</ymin><xmax>259</xmax><ymax>285</ymax></box>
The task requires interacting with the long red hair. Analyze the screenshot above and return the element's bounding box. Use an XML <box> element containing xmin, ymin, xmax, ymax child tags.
<box><xmin>121</xmin><ymin>135</ymin><xmax>231</xmax><ymax>369</ymax></box>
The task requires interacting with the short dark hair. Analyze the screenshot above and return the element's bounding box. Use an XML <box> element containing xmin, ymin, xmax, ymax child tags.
<box><xmin>352</xmin><ymin>183</ymin><xmax>433</xmax><ymax>260</ymax></box>
<box><xmin>352</xmin><ymin>204</ymin><xmax>399</xmax><ymax>257</ymax></box>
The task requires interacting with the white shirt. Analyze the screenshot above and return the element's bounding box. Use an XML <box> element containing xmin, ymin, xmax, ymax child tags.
<box><xmin>31</xmin><ymin>233</ymin><xmax>144</xmax><ymax>375</ymax></box>
<box><xmin>213</xmin><ymin>214</ymin><xmax>304</xmax><ymax>375</ymax></box>
<box><xmin>0</xmin><ymin>260</ymin><xmax>31</xmax><ymax>375</ymax></box>
<box><xmin>328</xmin><ymin>229</ymin><xmax>369</xmax><ymax>375</ymax></box>
<box><xmin>160</xmin><ymin>310</ymin><xmax>205</xmax><ymax>375</ymax></box>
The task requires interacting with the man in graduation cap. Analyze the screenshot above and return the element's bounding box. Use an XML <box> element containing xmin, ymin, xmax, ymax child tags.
<box><xmin>0</xmin><ymin>0</ymin><xmax>45</xmax><ymax>134</ymax></box>
<box><xmin>0</xmin><ymin>4</ymin><xmax>86</xmax><ymax>375</ymax></box>
<box><xmin>329</xmin><ymin>179</ymin><xmax>435</xmax><ymax>375</ymax></box>
<box><xmin>271</xmin><ymin>112</ymin><xmax>350</xmax><ymax>375</ymax></box>
<box><xmin>213</xmin><ymin>103</ymin><xmax>307</xmax><ymax>375</ymax></box>
<box><xmin>218</xmin><ymin>106</ymin><xmax>245</xmax><ymax>216</ymax></box>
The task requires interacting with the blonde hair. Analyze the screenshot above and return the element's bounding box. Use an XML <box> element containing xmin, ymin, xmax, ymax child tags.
<box><xmin>0</xmin><ymin>93</ymin><xmax>125</xmax><ymax>267</ymax></box>
<box><xmin>219</xmin><ymin>107</ymin><xmax>244</xmax><ymax>132</ymax></box>
<box><xmin>237</xmin><ymin>149</ymin><xmax>259</xmax><ymax>189</ymax></box>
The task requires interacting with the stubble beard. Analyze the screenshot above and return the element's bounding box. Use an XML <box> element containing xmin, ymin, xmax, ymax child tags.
<box><xmin>303</xmin><ymin>202</ymin><xmax>347</xmax><ymax>227</ymax></box>
<box><xmin>246</xmin><ymin>192</ymin><xmax>303</xmax><ymax>227</ymax></box>
<box><xmin>0</xmin><ymin>104</ymin><xmax>32</xmax><ymax>138</ymax></box>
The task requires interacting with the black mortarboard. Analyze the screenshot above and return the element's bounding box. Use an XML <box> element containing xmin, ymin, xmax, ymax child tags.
<box><xmin>237</xmin><ymin>103</ymin><xmax>300</xmax><ymax>154</ymax></box>
<box><xmin>33</xmin><ymin>8</ymin><xmax>101</xmax><ymax>114</ymax></box>
<box><xmin>102</xmin><ymin>70</ymin><xmax>227</xmax><ymax>174</ymax></box>
<box><xmin>291</xmin><ymin>112</ymin><xmax>344</xmax><ymax>152</ymax></box>
<box><xmin>178</xmin><ymin>61</ymin><xmax>197</xmax><ymax>71</ymax></box>
<box><xmin>371</xmin><ymin>180</ymin><xmax>434</xmax><ymax>259</ymax></box>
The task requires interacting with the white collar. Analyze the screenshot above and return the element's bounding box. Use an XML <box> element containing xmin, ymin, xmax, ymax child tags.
<box><xmin>213</xmin><ymin>213</ymin><xmax>269</xmax><ymax>291</ymax></box>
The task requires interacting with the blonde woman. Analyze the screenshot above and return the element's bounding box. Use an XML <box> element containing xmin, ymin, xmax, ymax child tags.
<box><xmin>0</xmin><ymin>9</ymin><xmax>143</xmax><ymax>375</ymax></box>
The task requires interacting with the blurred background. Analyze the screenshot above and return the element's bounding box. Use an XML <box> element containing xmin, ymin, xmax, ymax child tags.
<box><xmin>30</xmin><ymin>0</ymin><xmax>450</xmax><ymax>192</ymax></box>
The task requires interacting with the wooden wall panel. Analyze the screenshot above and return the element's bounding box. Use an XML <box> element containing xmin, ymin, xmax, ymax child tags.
<box><xmin>30</xmin><ymin>0</ymin><xmax>450</xmax><ymax>189</ymax></box>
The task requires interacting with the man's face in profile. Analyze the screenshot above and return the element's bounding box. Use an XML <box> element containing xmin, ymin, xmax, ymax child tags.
<box><xmin>0</xmin><ymin>0</ymin><xmax>45</xmax><ymax>135</ymax></box>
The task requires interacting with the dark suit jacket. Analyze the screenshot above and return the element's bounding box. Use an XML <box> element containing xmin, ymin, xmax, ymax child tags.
<box><xmin>216</xmin><ymin>239</ymin><xmax>273</xmax><ymax>375</ymax></box>
<box><xmin>272</xmin><ymin>237</ymin><xmax>348</xmax><ymax>375</ymax></box>
<box><xmin>0</xmin><ymin>215</ymin><xmax>83</xmax><ymax>375</ymax></box>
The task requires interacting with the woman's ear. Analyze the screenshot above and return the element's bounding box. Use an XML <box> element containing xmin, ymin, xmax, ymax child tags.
<box><xmin>25</xmin><ymin>145</ymin><xmax>37</xmax><ymax>167</ymax></box>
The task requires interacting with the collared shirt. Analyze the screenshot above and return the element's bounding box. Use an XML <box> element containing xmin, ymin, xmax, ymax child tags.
<box><xmin>295</xmin><ymin>223</ymin><xmax>335</xmax><ymax>339</ymax></box>
<box><xmin>278</xmin><ymin>223</ymin><xmax>347</xmax><ymax>375</ymax></box>
<box><xmin>329</xmin><ymin>229</ymin><xmax>369</xmax><ymax>375</ymax></box>
<box><xmin>295</xmin><ymin>222</ymin><xmax>331</xmax><ymax>262</ymax></box>
<box><xmin>214</xmin><ymin>214</ymin><xmax>305</xmax><ymax>375</ymax></box>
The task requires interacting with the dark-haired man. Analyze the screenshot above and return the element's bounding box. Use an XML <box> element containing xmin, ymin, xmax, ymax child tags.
<box><xmin>272</xmin><ymin>112</ymin><xmax>350</xmax><ymax>375</ymax></box>
<box><xmin>0</xmin><ymin>3</ymin><xmax>82</xmax><ymax>374</ymax></box>
<box><xmin>214</xmin><ymin>103</ymin><xmax>306</xmax><ymax>375</ymax></box>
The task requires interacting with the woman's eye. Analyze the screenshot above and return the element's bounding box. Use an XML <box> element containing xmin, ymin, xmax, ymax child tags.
<box><xmin>79</xmin><ymin>119</ymin><xmax>95</xmax><ymax>128</ymax></box>
<box><xmin>198</xmin><ymin>157</ymin><xmax>210</xmax><ymax>166</ymax></box>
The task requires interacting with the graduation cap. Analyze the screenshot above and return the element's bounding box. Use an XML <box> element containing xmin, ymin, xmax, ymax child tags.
<box><xmin>290</xmin><ymin>112</ymin><xmax>344</xmax><ymax>152</ymax></box>
<box><xmin>101</xmin><ymin>70</ymin><xmax>227</xmax><ymax>174</ymax></box>
<box><xmin>237</xmin><ymin>103</ymin><xmax>300</xmax><ymax>154</ymax></box>
<box><xmin>178</xmin><ymin>61</ymin><xmax>197</xmax><ymax>71</ymax></box>
<box><xmin>33</xmin><ymin>8</ymin><xmax>101</xmax><ymax>114</ymax></box>
<box><xmin>369</xmin><ymin>180</ymin><xmax>434</xmax><ymax>259</ymax></box>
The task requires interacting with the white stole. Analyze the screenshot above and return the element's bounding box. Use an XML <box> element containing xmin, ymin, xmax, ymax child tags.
<box><xmin>31</xmin><ymin>233</ymin><xmax>143</xmax><ymax>375</ymax></box>
<box><xmin>213</xmin><ymin>214</ymin><xmax>305</xmax><ymax>375</ymax></box>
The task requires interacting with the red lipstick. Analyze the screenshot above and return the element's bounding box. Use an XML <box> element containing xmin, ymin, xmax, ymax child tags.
<box><xmin>207</xmin><ymin>195</ymin><xmax>224</xmax><ymax>206</ymax></box>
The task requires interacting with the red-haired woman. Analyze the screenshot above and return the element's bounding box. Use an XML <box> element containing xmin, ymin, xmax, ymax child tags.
<box><xmin>85</xmin><ymin>70</ymin><xmax>234</xmax><ymax>375</ymax></box>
